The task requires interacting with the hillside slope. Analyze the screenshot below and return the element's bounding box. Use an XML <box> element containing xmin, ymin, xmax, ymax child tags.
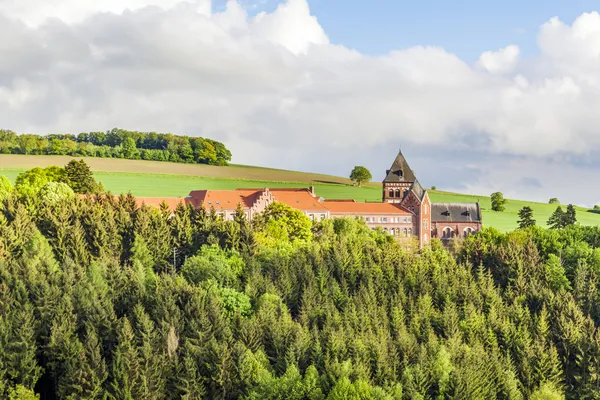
<box><xmin>1</xmin><ymin>154</ymin><xmax>599</xmax><ymax>232</ymax></box>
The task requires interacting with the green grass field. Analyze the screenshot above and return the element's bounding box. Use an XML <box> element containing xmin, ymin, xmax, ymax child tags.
<box><xmin>2</xmin><ymin>155</ymin><xmax>600</xmax><ymax>232</ymax></box>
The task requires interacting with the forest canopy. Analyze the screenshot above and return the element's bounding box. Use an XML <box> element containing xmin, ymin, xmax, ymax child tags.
<box><xmin>1</xmin><ymin>177</ymin><xmax>600</xmax><ymax>399</ymax></box>
<box><xmin>0</xmin><ymin>128</ymin><xmax>232</xmax><ymax>166</ymax></box>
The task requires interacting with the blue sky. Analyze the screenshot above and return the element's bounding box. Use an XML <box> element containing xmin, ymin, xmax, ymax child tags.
<box><xmin>218</xmin><ymin>0</ymin><xmax>599</xmax><ymax>60</ymax></box>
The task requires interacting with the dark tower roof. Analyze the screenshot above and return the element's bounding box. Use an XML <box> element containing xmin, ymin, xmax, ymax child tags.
<box><xmin>383</xmin><ymin>150</ymin><xmax>416</xmax><ymax>183</ymax></box>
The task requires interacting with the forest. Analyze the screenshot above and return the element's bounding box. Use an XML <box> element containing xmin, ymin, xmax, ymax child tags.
<box><xmin>1</xmin><ymin>163</ymin><xmax>600</xmax><ymax>399</ymax></box>
<box><xmin>0</xmin><ymin>128</ymin><xmax>232</xmax><ymax>166</ymax></box>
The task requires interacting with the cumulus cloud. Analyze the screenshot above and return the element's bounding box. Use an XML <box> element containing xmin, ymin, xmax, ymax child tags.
<box><xmin>0</xmin><ymin>0</ymin><xmax>212</xmax><ymax>25</ymax></box>
<box><xmin>1</xmin><ymin>0</ymin><xmax>600</xmax><ymax>204</ymax></box>
<box><xmin>477</xmin><ymin>44</ymin><xmax>520</xmax><ymax>74</ymax></box>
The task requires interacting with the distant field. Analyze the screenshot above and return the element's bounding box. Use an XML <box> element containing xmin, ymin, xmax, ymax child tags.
<box><xmin>2</xmin><ymin>154</ymin><xmax>600</xmax><ymax>231</ymax></box>
<box><xmin>0</xmin><ymin>154</ymin><xmax>374</xmax><ymax>186</ymax></box>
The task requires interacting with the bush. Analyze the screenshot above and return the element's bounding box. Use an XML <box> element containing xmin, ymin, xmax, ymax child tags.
<box><xmin>181</xmin><ymin>245</ymin><xmax>244</xmax><ymax>287</ymax></box>
<box><xmin>39</xmin><ymin>182</ymin><xmax>75</xmax><ymax>205</ymax></box>
<box><xmin>0</xmin><ymin>176</ymin><xmax>14</xmax><ymax>201</ymax></box>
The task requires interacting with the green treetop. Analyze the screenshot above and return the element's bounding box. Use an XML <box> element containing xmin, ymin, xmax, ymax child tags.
<box><xmin>490</xmin><ymin>192</ymin><xmax>507</xmax><ymax>212</ymax></box>
<box><xmin>518</xmin><ymin>206</ymin><xmax>536</xmax><ymax>228</ymax></box>
<box><xmin>349</xmin><ymin>166</ymin><xmax>372</xmax><ymax>187</ymax></box>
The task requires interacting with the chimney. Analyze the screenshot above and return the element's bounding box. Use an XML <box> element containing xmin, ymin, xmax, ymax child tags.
<box><xmin>309</xmin><ymin>186</ymin><xmax>315</xmax><ymax>196</ymax></box>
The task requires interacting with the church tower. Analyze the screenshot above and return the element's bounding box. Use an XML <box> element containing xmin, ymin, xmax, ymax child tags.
<box><xmin>382</xmin><ymin>150</ymin><xmax>416</xmax><ymax>203</ymax></box>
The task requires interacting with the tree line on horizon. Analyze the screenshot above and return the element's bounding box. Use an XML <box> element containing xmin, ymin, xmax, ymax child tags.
<box><xmin>3</xmin><ymin>163</ymin><xmax>600</xmax><ymax>398</ymax></box>
<box><xmin>0</xmin><ymin>128</ymin><xmax>232</xmax><ymax>166</ymax></box>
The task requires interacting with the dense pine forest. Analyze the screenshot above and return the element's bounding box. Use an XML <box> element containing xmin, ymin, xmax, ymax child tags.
<box><xmin>0</xmin><ymin>128</ymin><xmax>232</xmax><ymax>166</ymax></box>
<box><xmin>1</xmin><ymin>163</ymin><xmax>600</xmax><ymax>399</ymax></box>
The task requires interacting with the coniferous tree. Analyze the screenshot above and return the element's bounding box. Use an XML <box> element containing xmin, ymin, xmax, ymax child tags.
<box><xmin>565</xmin><ymin>204</ymin><xmax>577</xmax><ymax>226</ymax></box>
<box><xmin>518</xmin><ymin>206</ymin><xmax>536</xmax><ymax>228</ymax></box>
<box><xmin>3</xmin><ymin>304</ymin><xmax>41</xmax><ymax>392</ymax></box>
<box><xmin>110</xmin><ymin>318</ymin><xmax>141</xmax><ymax>400</ymax></box>
<box><xmin>64</xmin><ymin>159</ymin><xmax>98</xmax><ymax>194</ymax></box>
<box><xmin>548</xmin><ymin>206</ymin><xmax>566</xmax><ymax>229</ymax></box>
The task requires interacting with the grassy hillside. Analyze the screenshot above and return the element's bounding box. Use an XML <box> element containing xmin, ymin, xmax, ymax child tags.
<box><xmin>1</xmin><ymin>154</ymin><xmax>599</xmax><ymax>232</ymax></box>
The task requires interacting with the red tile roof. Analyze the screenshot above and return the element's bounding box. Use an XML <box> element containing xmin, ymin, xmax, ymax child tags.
<box><xmin>186</xmin><ymin>188</ymin><xmax>328</xmax><ymax>212</ymax></box>
<box><xmin>135</xmin><ymin>197</ymin><xmax>188</xmax><ymax>211</ymax></box>
<box><xmin>270</xmin><ymin>189</ymin><xmax>328</xmax><ymax>211</ymax></box>
<box><xmin>188</xmin><ymin>189</ymin><xmax>261</xmax><ymax>210</ymax></box>
<box><xmin>323</xmin><ymin>201</ymin><xmax>411</xmax><ymax>215</ymax></box>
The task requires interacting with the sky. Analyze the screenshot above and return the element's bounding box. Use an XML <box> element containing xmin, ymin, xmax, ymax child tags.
<box><xmin>2</xmin><ymin>0</ymin><xmax>600</xmax><ymax>205</ymax></box>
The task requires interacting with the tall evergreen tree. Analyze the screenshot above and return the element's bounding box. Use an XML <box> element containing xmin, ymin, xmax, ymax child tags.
<box><xmin>548</xmin><ymin>206</ymin><xmax>566</xmax><ymax>229</ymax></box>
<box><xmin>565</xmin><ymin>204</ymin><xmax>577</xmax><ymax>226</ymax></box>
<box><xmin>518</xmin><ymin>206</ymin><xmax>536</xmax><ymax>228</ymax></box>
<box><xmin>110</xmin><ymin>318</ymin><xmax>141</xmax><ymax>400</ymax></box>
<box><xmin>64</xmin><ymin>159</ymin><xmax>98</xmax><ymax>194</ymax></box>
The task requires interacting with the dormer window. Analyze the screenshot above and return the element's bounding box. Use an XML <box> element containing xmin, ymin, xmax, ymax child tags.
<box><xmin>442</xmin><ymin>210</ymin><xmax>450</xmax><ymax>216</ymax></box>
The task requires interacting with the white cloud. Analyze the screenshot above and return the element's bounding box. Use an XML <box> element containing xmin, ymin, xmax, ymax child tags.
<box><xmin>0</xmin><ymin>0</ymin><xmax>212</xmax><ymax>26</ymax></box>
<box><xmin>477</xmin><ymin>44</ymin><xmax>520</xmax><ymax>74</ymax></box>
<box><xmin>2</xmin><ymin>1</ymin><xmax>600</xmax><ymax>204</ymax></box>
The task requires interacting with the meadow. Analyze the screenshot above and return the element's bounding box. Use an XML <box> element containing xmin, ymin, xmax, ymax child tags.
<box><xmin>1</xmin><ymin>154</ymin><xmax>599</xmax><ymax>231</ymax></box>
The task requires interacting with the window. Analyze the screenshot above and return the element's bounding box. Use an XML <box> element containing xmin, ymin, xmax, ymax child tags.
<box><xmin>383</xmin><ymin>217</ymin><xmax>388</xmax><ymax>223</ymax></box>
<box><xmin>408</xmin><ymin>228</ymin><xmax>412</xmax><ymax>235</ymax></box>
<box><xmin>442</xmin><ymin>227</ymin><xmax>454</xmax><ymax>239</ymax></box>
<box><xmin>378</xmin><ymin>217</ymin><xmax>383</xmax><ymax>223</ymax></box>
<box><xmin>403</xmin><ymin>228</ymin><xmax>408</xmax><ymax>236</ymax></box>
<box><xmin>395</xmin><ymin>189</ymin><xmax>400</xmax><ymax>198</ymax></box>
<box><xmin>390</xmin><ymin>228</ymin><xmax>395</xmax><ymax>235</ymax></box>
<box><xmin>402</xmin><ymin>217</ymin><xmax>407</xmax><ymax>223</ymax></box>
<box><xmin>463</xmin><ymin>227</ymin><xmax>474</xmax><ymax>238</ymax></box>
<box><xmin>389</xmin><ymin>189</ymin><xmax>394</xmax><ymax>197</ymax></box>
<box><xmin>309</xmin><ymin>214</ymin><xmax>314</xmax><ymax>221</ymax></box>
<box><xmin>320</xmin><ymin>214</ymin><xmax>326</xmax><ymax>221</ymax></box>
<box><xmin>229</xmin><ymin>214</ymin><xmax>235</xmax><ymax>221</ymax></box>
<box><xmin>408</xmin><ymin>217</ymin><xmax>412</xmax><ymax>223</ymax></box>
<box><xmin>423</xmin><ymin>205</ymin><xmax>429</xmax><ymax>214</ymax></box>
<box><xmin>423</xmin><ymin>220</ymin><xmax>429</xmax><ymax>230</ymax></box>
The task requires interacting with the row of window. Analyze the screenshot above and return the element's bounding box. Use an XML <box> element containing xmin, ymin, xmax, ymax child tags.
<box><xmin>388</xmin><ymin>189</ymin><xmax>406</xmax><ymax>198</ymax></box>
<box><xmin>309</xmin><ymin>214</ymin><xmax>327</xmax><ymax>221</ymax></box>
<box><xmin>441</xmin><ymin>227</ymin><xmax>475</xmax><ymax>239</ymax></box>
<box><xmin>374</xmin><ymin>227</ymin><xmax>413</xmax><ymax>236</ymax></box>
<box><xmin>365</xmin><ymin>216</ymin><xmax>412</xmax><ymax>223</ymax></box>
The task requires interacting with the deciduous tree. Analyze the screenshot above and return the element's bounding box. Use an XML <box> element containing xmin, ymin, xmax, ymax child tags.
<box><xmin>349</xmin><ymin>166</ymin><xmax>372</xmax><ymax>187</ymax></box>
<box><xmin>490</xmin><ymin>192</ymin><xmax>507</xmax><ymax>212</ymax></box>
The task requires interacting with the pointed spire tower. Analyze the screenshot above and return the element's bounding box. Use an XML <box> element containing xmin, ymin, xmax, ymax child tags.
<box><xmin>382</xmin><ymin>149</ymin><xmax>417</xmax><ymax>203</ymax></box>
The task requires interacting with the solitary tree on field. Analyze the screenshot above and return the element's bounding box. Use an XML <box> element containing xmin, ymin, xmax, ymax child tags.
<box><xmin>549</xmin><ymin>198</ymin><xmax>560</xmax><ymax>205</ymax></box>
<box><xmin>518</xmin><ymin>206</ymin><xmax>536</xmax><ymax>228</ymax></box>
<box><xmin>548</xmin><ymin>206</ymin><xmax>566</xmax><ymax>229</ymax></box>
<box><xmin>490</xmin><ymin>192</ymin><xmax>507</xmax><ymax>212</ymax></box>
<box><xmin>349</xmin><ymin>166</ymin><xmax>372</xmax><ymax>187</ymax></box>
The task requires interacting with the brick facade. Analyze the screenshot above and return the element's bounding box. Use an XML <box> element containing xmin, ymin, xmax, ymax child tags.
<box><xmin>132</xmin><ymin>150</ymin><xmax>482</xmax><ymax>248</ymax></box>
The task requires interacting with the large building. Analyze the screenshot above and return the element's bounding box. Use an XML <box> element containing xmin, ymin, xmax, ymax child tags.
<box><xmin>137</xmin><ymin>151</ymin><xmax>482</xmax><ymax>247</ymax></box>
